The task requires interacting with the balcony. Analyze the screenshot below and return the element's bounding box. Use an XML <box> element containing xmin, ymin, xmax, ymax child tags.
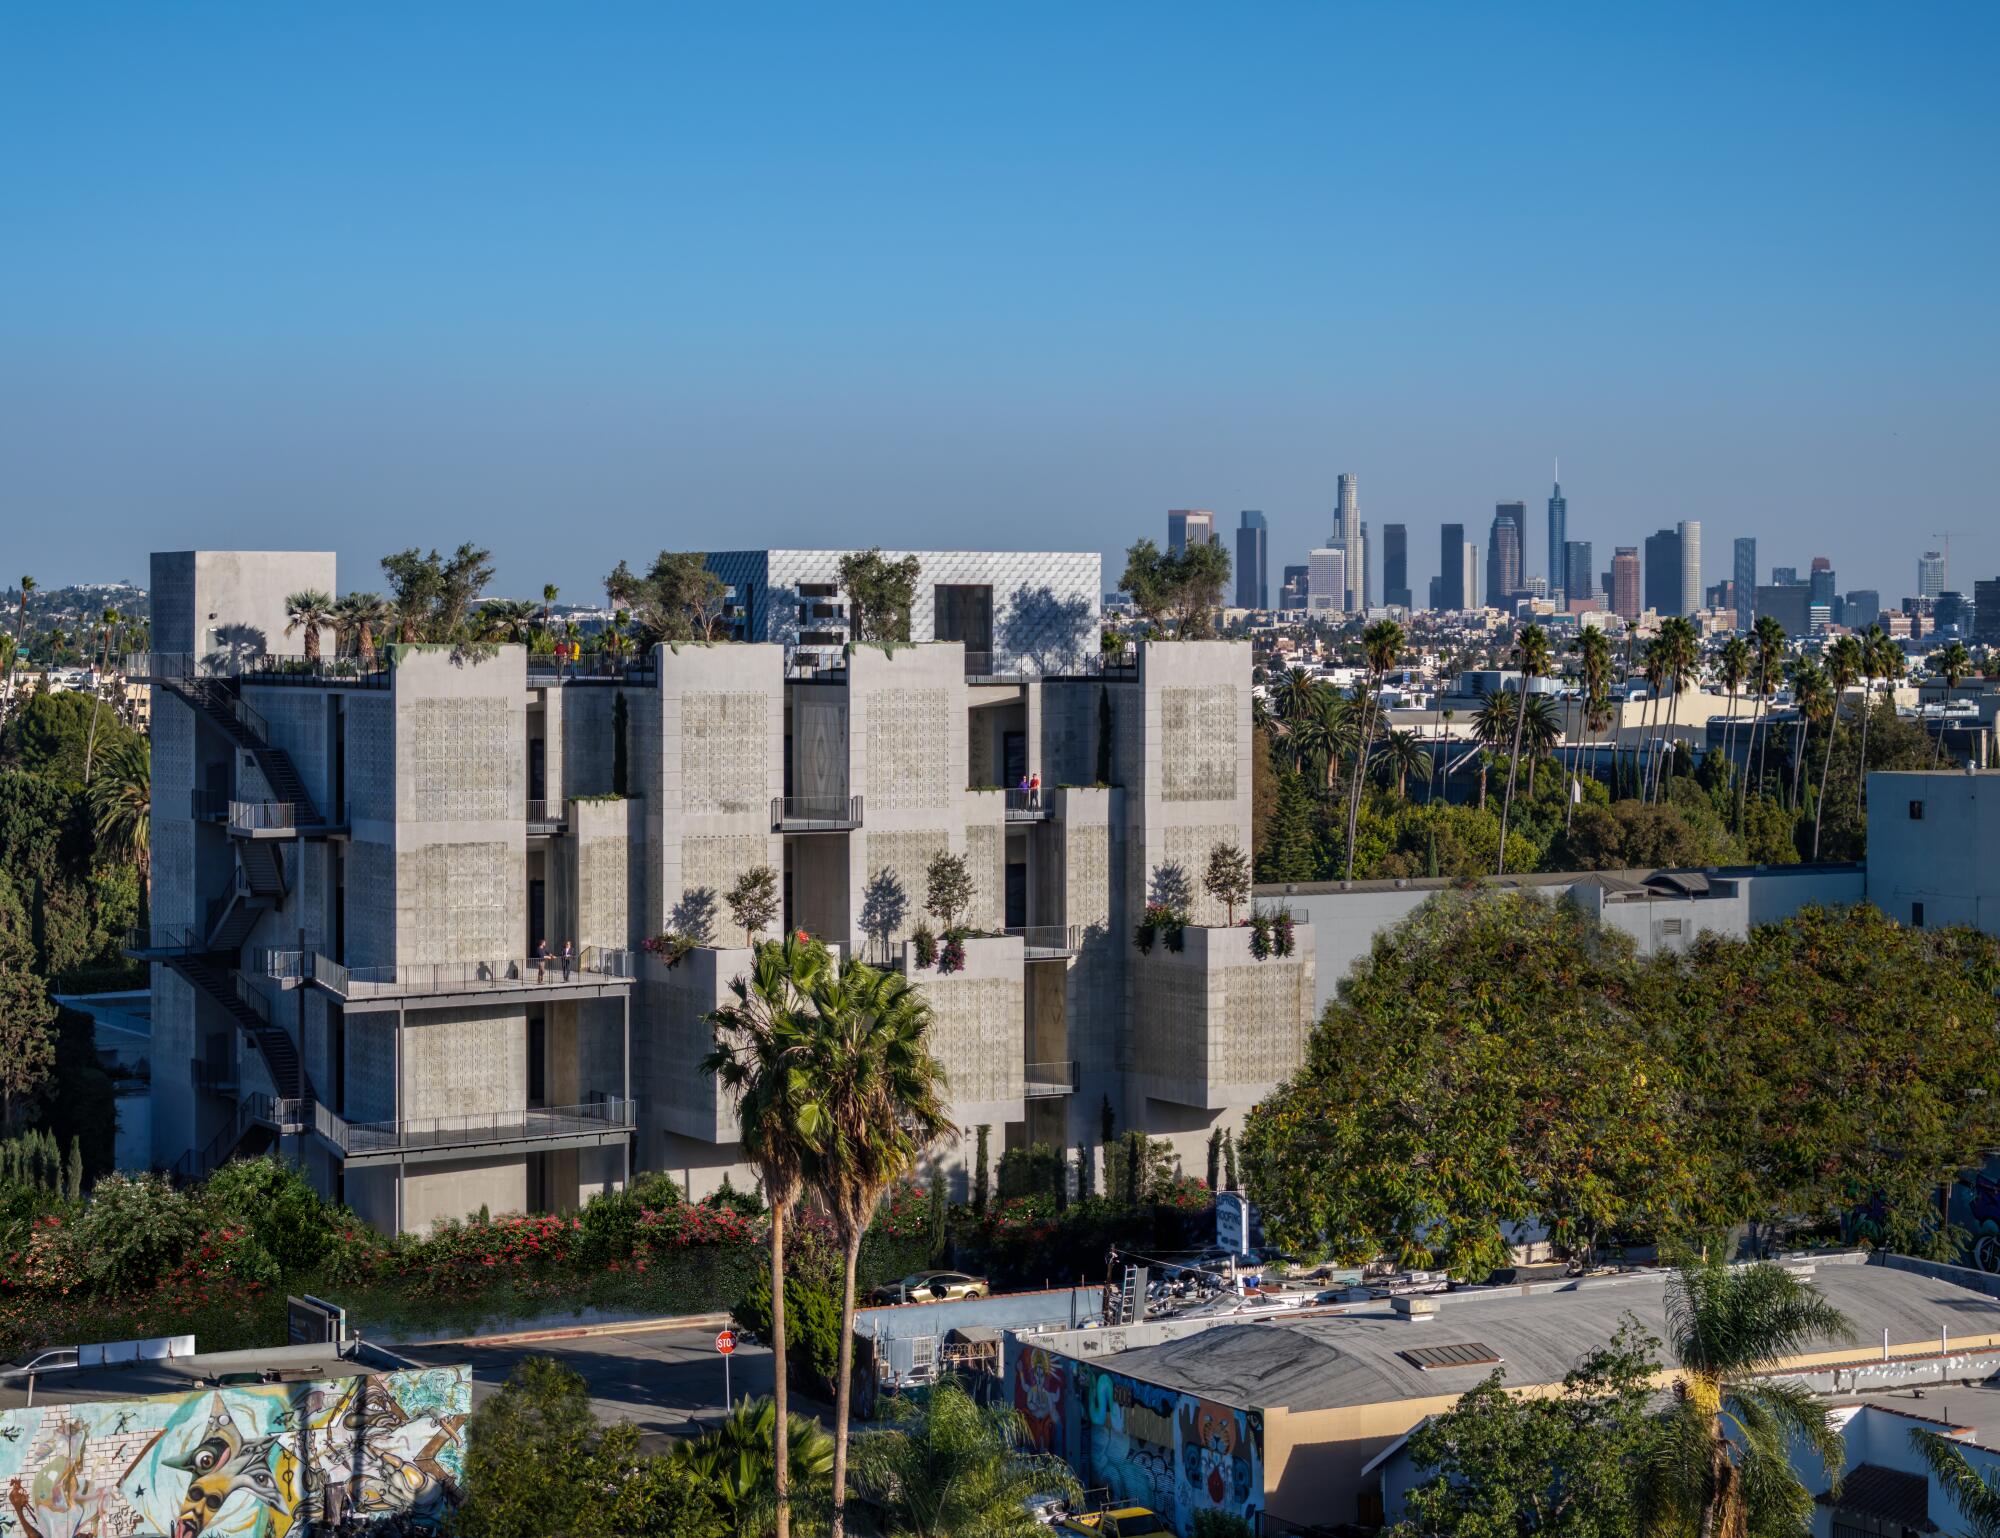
<box><xmin>961</xmin><ymin>651</ymin><xmax>1025</xmax><ymax>683</ymax></box>
<box><xmin>1006</xmin><ymin>924</ymin><xmax>1081</xmax><ymax>960</ymax></box>
<box><xmin>304</xmin><ymin>948</ymin><xmax>636</xmax><ymax>1010</ymax></box>
<box><xmin>124</xmin><ymin>925</ymin><xmax>203</xmax><ymax>959</ymax></box>
<box><xmin>783</xmin><ymin>648</ymin><xmax>849</xmax><ymax>683</ymax></box>
<box><xmin>1024</xmin><ymin>1061</ymin><xmax>1079</xmax><ymax>1099</ymax></box>
<box><xmin>772</xmin><ymin>794</ymin><xmax>863</xmax><ymax>832</ymax></box>
<box><xmin>228</xmin><ymin>800</ymin><xmax>298</xmax><ymax>837</ymax></box>
<box><xmin>307</xmin><ymin>1097</ymin><xmax>634</xmax><ymax>1168</ymax></box>
<box><xmin>526</xmin><ymin>655</ymin><xmax>657</xmax><ymax>687</ymax></box>
<box><xmin>1004</xmin><ymin>789</ymin><xmax>1054</xmax><ymax>822</ymax></box>
<box><xmin>525</xmin><ymin>798</ymin><xmax>567</xmax><ymax>835</ymax></box>
<box><xmin>242</xmin><ymin>653</ymin><xmax>392</xmax><ymax>689</ymax></box>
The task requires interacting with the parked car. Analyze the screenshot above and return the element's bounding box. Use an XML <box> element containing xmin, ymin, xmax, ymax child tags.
<box><xmin>868</xmin><ymin>1270</ymin><xmax>990</xmax><ymax>1305</ymax></box>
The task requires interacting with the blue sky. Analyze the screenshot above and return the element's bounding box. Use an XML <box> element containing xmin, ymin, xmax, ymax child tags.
<box><xmin>3</xmin><ymin>2</ymin><xmax>1995</xmax><ymax>605</ymax></box>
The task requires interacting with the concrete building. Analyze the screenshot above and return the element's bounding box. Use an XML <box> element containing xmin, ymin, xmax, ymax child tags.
<box><xmin>1279</xmin><ymin>564</ymin><xmax>1308</xmax><ymax>611</ymax></box>
<box><xmin>1865</xmin><ymin>768</ymin><xmax>2000</xmax><ymax>931</ymax></box>
<box><xmin>1167</xmin><ymin>511</ymin><xmax>1215</xmax><ymax>556</ymax></box>
<box><xmin>1233</xmin><ymin>511</ymin><xmax>1267</xmax><ymax>610</ymax></box>
<box><xmin>1920</xmin><ymin>550</ymin><xmax>1947</xmax><ymax>600</ymax></box>
<box><xmin>1734</xmin><ymin>536</ymin><xmax>1757</xmax><ymax>630</ymax></box>
<box><xmin>1381</xmin><ymin>523</ymin><xmax>1411</xmax><ymax>610</ymax></box>
<box><xmin>1005</xmin><ymin>1252</ymin><xmax>2000</xmax><ymax>1534</ymax></box>
<box><xmin>137</xmin><ymin>549</ymin><xmax>1310</xmax><ymax>1227</ymax></box>
<box><xmin>1335</xmin><ymin>473</ymin><xmax>1360</xmax><ymax>610</ymax></box>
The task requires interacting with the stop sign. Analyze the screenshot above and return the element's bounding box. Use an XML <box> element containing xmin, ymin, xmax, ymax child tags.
<box><xmin>715</xmin><ymin>1329</ymin><xmax>736</xmax><ymax>1356</ymax></box>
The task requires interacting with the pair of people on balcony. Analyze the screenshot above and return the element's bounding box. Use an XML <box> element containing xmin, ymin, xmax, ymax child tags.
<box><xmin>1015</xmin><ymin>771</ymin><xmax>1042</xmax><ymax>809</ymax></box>
<box><xmin>534</xmin><ymin>939</ymin><xmax>574</xmax><ymax>984</ymax></box>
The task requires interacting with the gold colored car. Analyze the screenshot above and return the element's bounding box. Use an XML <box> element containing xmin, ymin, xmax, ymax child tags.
<box><xmin>867</xmin><ymin>1269</ymin><xmax>990</xmax><ymax>1305</ymax></box>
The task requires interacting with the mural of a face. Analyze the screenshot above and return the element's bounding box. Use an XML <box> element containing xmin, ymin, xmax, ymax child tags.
<box><xmin>159</xmin><ymin>1398</ymin><xmax>297</xmax><ymax>1538</ymax></box>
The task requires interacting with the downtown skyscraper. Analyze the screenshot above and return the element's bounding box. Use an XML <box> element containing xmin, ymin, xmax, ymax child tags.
<box><xmin>1546</xmin><ymin>471</ymin><xmax>1567</xmax><ymax>599</ymax></box>
<box><xmin>1734</xmin><ymin>537</ymin><xmax>1757</xmax><ymax>630</ymax></box>
<box><xmin>1167</xmin><ymin>509</ymin><xmax>1215</xmax><ymax>555</ymax></box>
<box><xmin>1487</xmin><ymin>501</ymin><xmax>1526</xmax><ymax>609</ymax></box>
<box><xmin>1436</xmin><ymin>522</ymin><xmax>1471</xmax><ymax>611</ymax></box>
<box><xmin>1334</xmin><ymin>472</ymin><xmax>1361</xmax><ymax>610</ymax></box>
<box><xmin>1382</xmin><ymin>523</ymin><xmax>1411</xmax><ymax>608</ymax></box>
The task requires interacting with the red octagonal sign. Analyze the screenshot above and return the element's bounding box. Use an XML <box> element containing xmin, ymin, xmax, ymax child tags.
<box><xmin>715</xmin><ymin>1329</ymin><xmax>736</xmax><ymax>1356</ymax></box>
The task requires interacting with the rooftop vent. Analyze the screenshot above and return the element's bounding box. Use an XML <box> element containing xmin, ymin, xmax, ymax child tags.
<box><xmin>1400</xmin><ymin>1342</ymin><xmax>1500</xmax><ymax>1370</ymax></box>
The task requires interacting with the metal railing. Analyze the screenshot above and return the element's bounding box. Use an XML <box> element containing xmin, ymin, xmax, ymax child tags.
<box><xmin>1004</xmin><ymin>788</ymin><xmax>1053</xmax><ymax>819</ymax></box>
<box><xmin>525</xmin><ymin>798</ymin><xmax>565</xmax><ymax>828</ymax></box>
<box><xmin>125</xmin><ymin>925</ymin><xmax>202</xmax><ymax>956</ymax></box>
<box><xmin>1007</xmin><ymin>924</ymin><xmax>1081</xmax><ymax>957</ymax></box>
<box><xmin>1024</xmin><ymin>1061</ymin><xmax>1079</xmax><ymax>1098</ymax></box>
<box><xmin>260</xmin><ymin>949</ymin><xmax>306</xmax><ymax>982</ymax></box>
<box><xmin>526</xmin><ymin>655</ymin><xmax>657</xmax><ymax>685</ymax></box>
<box><xmin>228</xmin><ymin>799</ymin><xmax>296</xmax><ymax>833</ymax></box>
<box><xmin>304</xmin><ymin>947</ymin><xmax>636</xmax><ymax>998</ymax></box>
<box><xmin>960</xmin><ymin>650</ymin><xmax>1019</xmax><ymax>681</ymax></box>
<box><xmin>310</xmin><ymin>1097</ymin><xmax>633</xmax><ymax>1157</ymax></box>
<box><xmin>190</xmin><ymin>788</ymin><xmax>228</xmax><ymax>822</ymax></box>
<box><xmin>243</xmin><ymin>652</ymin><xmax>392</xmax><ymax>688</ymax></box>
<box><xmin>783</xmin><ymin>647</ymin><xmax>849</xmax><ymax>682</ymax></box>
<box><xmin>772</xmin><ymin>794</ymin><xmax>863</xmax><ymax>830</ymax></box>
<box><xmin>232</xmin><ymin>971</ymin><xmax>274</xmax><ymax>1023</ymax></box>
<box><xmin>190</xmin><ymin>1058</ymin><xmax>239</xmax><ymax>1093</ymax></box>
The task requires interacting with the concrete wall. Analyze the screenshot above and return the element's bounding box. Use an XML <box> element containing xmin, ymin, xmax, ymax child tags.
<box><xmin>1866</xmin><ymin>769</ymin><xmax>2000</xmax><ymax>932</ymax></box>
<box><xmin>150</xmin><ymin>549</ymin><xmax>337</xmax><ymax>666</ymax></box>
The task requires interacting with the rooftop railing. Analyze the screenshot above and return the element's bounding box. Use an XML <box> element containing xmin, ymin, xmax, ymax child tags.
<box><xmin>228</xmin><ymin>800</ymin><xmax>296</xmax><ymax>834</ymax></box>
<box><xmin>243</xmin><ymin>653</ymin><xmax>392</xmax><ymax>688</ymax></box>
<box><xmin>773</xmin><ymin>795</ymin><xmax>863</xmax><ymax>831</ymax></box>
<box><xmin>1023</xmin><ymin>1061</ymin><xmax>1079</xmax><ymax>1098</ymax></box>
<box><xmin>1006</xmin><ymin>924</ymin><xmax>1081</xmax><ymax>958</ymax></box>
<box><xmin>309</xmin><ymin>1097</ymin><xmax>633</xmax><ymax>1158</ymax></box>
<box><xmin>783</xmin><ymin>648</ymin><xmax>849</xmax><ymax>682</ymax></box>
<box><xmin>1004</xmin><ymin>789</ymin><xmax>1054</xmax><ymax>821</ymax></box>
<box><xmin>525</xmin><ymin>798</ymin><xmax>566</xmax><ymax>830</ymax></box>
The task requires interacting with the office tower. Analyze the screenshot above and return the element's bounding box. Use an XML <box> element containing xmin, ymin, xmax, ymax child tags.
<box><xmin>1234</xmin><ymin>511</ymin><xmax>1268</xmax><ymax>609</ymax></box>
<box><xmin>1976</xmin><ymin>581</ymin><xmax>2000</xmax><ymax>646</ymax></box>
<box><xmin>1937</xmin><ymin>591</ymin><xmax>1972</xmax><ymax>634</ymax></box>
<box><xmin>1462</xmin><ymin>541</ymin><xmax>1481</xmax><ymax>612</ymax></box>
<box><xmin>1335</xmin><ymin>473</ymin><xmax>1359</xmax><ymax>608</ymax></box>
<box><xmin>1755</xmin><ymin>584</ymin><xmax>1813</xmax><ymax>637</ymax></box>
<box><xmin>1733</xmin><ymin>538</ymin><xmax>1757</xmax><ymax>630</ymax></box>
<box><xmin>1771</xmin><ymin>565</ymin><xmax>1800</xmax><ymax>587</ymax></box>
<box><xmin>1920</xmin><ymin>551</ymin><xmax>1947</xmax><ymax>600</ymax></box>
<box><xmin>1437</xmin><ymin>524</ymin><xmax>1469</xmax><ymax>611</ymax></box>
<box><xmin>1487</xmin><ymin>502</ymin><xmax>1525</xmax><ymax>608</ymax></box>
<box><xmin>1706</xmin><ymin>581</ymin><xmax>1732</xmax><ymax>613</ymax></box>
<box><xmin>1359</xmin><ymin>521</ymin><xmax>1371</xmax><ymax>608</ymax></box>
<box><xmin>1843</xmin><ymin>591</ymin><xmax>1881</xmax><ymax>631</ymax></box>
<box><xmin>1382</xmin><ymin>523</ymin><xmax>1411</xmax><ymax>608</ymax></box>
<box><xmin>1546</xmin><ymin>471</ymin><xmax>1567</xmax><ymax>597</ymax></box>
<box><xmin>1307</xmin><ymin>548</ymin><xmax>1347</xmax><ymax>617</ymax></box>
<box><xmin>1809</xmin><ymin>556</ymin><xmax>1836</xmax><ymax>613</ymax></box>
<box><xmin>1643</xmin><ymin>528</ymin><xmax>1681</xmax><ymax>615</ymax></box>
<box><xmin>1678</xmin><ymin>520</ymin><xmax>1702</xmax><ymax>617</ymax></box>
<box><xmin>1167</xmin><ymin>510</ymin><xmax>1215</xmax><ymax>555</ymax></box>
<box><xmin>1280</xmin><ymin>564</ymin><xmax>1308</xmax><ymax>610</ymax></box>
<box><xmin>1612</xmin><ymin>547</ymin><xmax>1641</xmax><ymax>620</ymax></box>
<box><xmin>1563</xmin><ymin>540</ymin><xmax>1595</xmax><ymax>606</ymax></box>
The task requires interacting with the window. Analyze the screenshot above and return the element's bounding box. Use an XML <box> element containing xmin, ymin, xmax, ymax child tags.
<box><xmin>1661</xmin><ymin>918</ymin><xmax>1683</xmax><ymax>936</ymax></box>
<box><xmin>1912</xmin><ymin>902</ymin><xmax>1925</xmax><ymax>928</ymax></box>
<box><xmin>1910</xmin><ymin>800</ymin><xmax>1925</xmax><ymax>820</ymax></box>
<box><xmin>800</xmin><ymin>582</ymin><xmax>837</xmax><ymax>597</ymax></box>
<box><xmin>1400</xmin><ymin>1342</ymin><xmax>1501</xmax><ymax>1370</ymax></box>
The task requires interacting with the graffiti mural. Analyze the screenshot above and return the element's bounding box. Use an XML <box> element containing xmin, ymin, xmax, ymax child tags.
<box><xmin>0</xmin><ymin>1365</ymin><xmax>469</xmax><ymax>1537</ymax></box>
<box><xmin>1075</xmin><ymin>1363</ymin><xmax>1261</xmax><ymax>1534</ymax></box>
<box><xmin>1011</xmin><ymin>1346</ymin><xmax>1066</xmax><ymax>1459</ymax></box>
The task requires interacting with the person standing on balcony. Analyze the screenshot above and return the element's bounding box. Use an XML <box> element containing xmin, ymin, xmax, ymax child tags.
<box><xmin>561</xmin><ymin>940</ymin><xmax>573</xmax><ymax>981</ymax></box>
<box><xmin>1029</xmin><ymin>771</ymin><xmax>1041</xmax><ymax>810</ymax></box>
<box><xmin>535</xmin><ymin>938</ymin><xmax>550</xmax><ymax>984</ymax></box>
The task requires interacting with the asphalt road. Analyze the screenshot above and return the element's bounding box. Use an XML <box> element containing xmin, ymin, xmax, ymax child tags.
<box><xmin>405</xmin><ymin>1323</ymin><xmax>828</xmax><ymax>1446</ymax></box>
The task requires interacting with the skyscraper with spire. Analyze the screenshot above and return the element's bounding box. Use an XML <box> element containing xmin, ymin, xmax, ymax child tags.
<box><xmin>1335</xmin><ymin>472</ymin><xmax>1360</xmax><ymax>610</ymax></box>
<box><xmin>1546</xmin><ymin>465</ymin><xmax>1567</xmax><ymax>600</ymax></box>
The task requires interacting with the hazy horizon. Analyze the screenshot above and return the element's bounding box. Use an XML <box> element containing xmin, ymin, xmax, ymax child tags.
<box><xmin>4</xmin><ymin>4</ymin><xmax>1994</xmax><ymax>605</ymax></box>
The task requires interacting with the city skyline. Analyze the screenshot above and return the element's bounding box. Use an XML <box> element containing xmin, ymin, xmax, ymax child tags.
<box><xmin>3</xmin><ymin>6</ymin><xmax>1993</xmax><ymax>602</ymax></box>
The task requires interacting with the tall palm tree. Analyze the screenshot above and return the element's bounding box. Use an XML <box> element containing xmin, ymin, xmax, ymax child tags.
<box><xmin>91</xmin><ymin>738</ymin><xmax>150</xmax><ymax>926</ymax></box>
<box><xmin>798</xmin><ymin>962</ymin><xmax>954</xmax><ymax>1538</ymax></box>
<box><xmin>541</xmin><ymin>582</ymin><xmax>560</xmax><ymax>633</ymax></box>
<box><xmin>1522</xmin><ymin>693</ymin><xmax>1562</xmax><ymax>798</ymax></box>
<box><xmin>1433</xmin><ymin>706</ymin><xmax>1455</xmax><ymax>804</ymax></box>
<box><xmin>1930</xmin><ymin>639</ymin><xmax>1975</xmax><ymax>767</ymax></box>
<box><xmin>476</xmin><ymin>598</ymin><xmax>539</xmax><ymax>643</ymax></box>
<box><xmin>13</xmin><ymin>574</ymin><xmax>34</xmax><ymax>675</ymax></box>
<box><xmin>284</xmin><ymin>589</ymin><xmax>336</xmax><ymax>663</ymax></box>
<box><xmin>1346</xmin><ymin>619</ymin><xmax>1406</xmax><ymax>881</ymax></box>
<box><xmin>850</xmin><ymin>1376</ymin><xmax>1078</xmax><ymax>1538</ymax></box>
<box><xmin>704</xmin><ymin>934</ymin><xmax>835</xmax><ymax>1538</ymax></box>
<box><xmin>82</xmin><ymin>605</ymin><xmax>121</xmax><ymax>785</ymax></box>
<box><xmin>1572</xmin><ymin>627</ymin><xmax>1612</xmax><ymax>833</ymax></box>
<box><xmin>1912</xmin><ymin>1426</ymin><xmax>2000</xmax><ymax>1537</ymax></box>
<box><xmin>1635</xmin><ymin>639</ymin><xmax>1667</xmax><ymax>804</ymax></box>
<box><xmin>1738</xmin><ymin>617</ymin><xmax>1787</xmax><ymax>833</ymax></box>
<box><xmin>1471</xmin><ymin>692</ymin><xmax>1512</xmax><ymax>810</ymax></box>
<box><xmin>1496</xmin><ymin>623</ymin><xmax>1552</xmax><ymax>874</ymax></box>
<box><xmin>1274</xmin><ymin>665</ymin><xmax>1320</xmax><ymax>722</ymax></box>
<box><xmin>1381</xmin><ymin>730</ymin><xmax>1430</xmax><ymax>800</ymax></box>
<box><xmin>1853</xmin><ymin>624</ymin><xmax>1884</xmax><ymax>813</ymax></box>
<box><xmin>1790</xmin><ymin>658</ymin><xmax>1830</xmax><ymax>826</ymax></box>
<box><xmin>1715</xmin><ymin>635</ymin><xmax>1751</xmax><ymax>799</ymax></box>
<box><xmin>1873</xmin><ymin>634</ymin><xmax>1908</xmax><ymax>800</ymax></box>
<box><xmin>347</xmin><ymin>592</ymin><xmax>393</xmax><ymax>668</ymax></box>
<box><xmin>1817</xmin><ymin>634</ymin><xmax>1864</xmax><ymax>850</ymax></box>
<box><xmin>1641</xmin><ymin>1261</ymin><xmax>1850</xmax><ymax>1537</ymax></box>
<box><xmin>1652</xmin><ymin>617</ymin><xmax>1697</xmax><ymax>804</ymax></box>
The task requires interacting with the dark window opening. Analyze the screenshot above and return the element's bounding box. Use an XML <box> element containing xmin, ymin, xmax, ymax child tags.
<box><xmin>1909</xmin><ymin>799</ymin><xmax>1925</xmax><ymax>820</ymax></box>
<box><xmin>1006</xmin><ymin>862</ymin><xmax>1028</xmax><ymax>929</ymax></box>
<box><xmin>528</xmin><ymin>1014</ymin><xmax>547</xmax><ymax>1108</ymax></box>
<box><xmin>934</xmin><ymin>584</ymin><xmax>994</xmax><ymax>654</ymax></box>
<box><xmin>1912</xmin><ymin>902</ymin><xmax>1925</xmax><ymax>928</ymax></box>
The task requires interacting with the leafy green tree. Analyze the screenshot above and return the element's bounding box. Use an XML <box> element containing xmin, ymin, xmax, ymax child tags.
<box><xmin>202</xmin><ymin>1155</ymin><xmax>337</xmax><ymax>1274</ymax></box>
<box><xmin>924</xmin><ymin>850</ymin><xmax>974</xmax><ymax>932</ymax></box>
<box><xmin>1390</xmin><ymin>1323</ymin><xmax>1659</xmax><ymax>1537</ymax></box>
<box><xmin>0</xmin><ymin>877</ymin><xmax>57</xmax><ymax>1126</ymax></box>
<box><xmin>1242</xmin><ymin>892</ymin><xmax>1694</xmax><ymax>1276</ymax></box>
<box><xmin>728</xmin><ymin>864</ymin><xmax>781</xmax><ymax>945</ymax></box>
<box><xmin>850</xmin><ymin>1375</ymin><xmax>1077</xmax><ymax>1538</ymax></box>
<box><xmin>1</xmin><ymin>691</ymin><xmax>141</xmax><ymax>786</ymax></box>
<box><xmin>1202</xmin><ymin>842</ymin><xmax>1251</xmax><ymax>925</ymax></box>
<box><xmin>604</xmin><ymin>551</ymin><xmax>729</xmax><ymax>643</ymax></box>
<box><xmin>1929</xmin><ymin>640</ymin><xmax>1976</xmax><ymax>767</ymax></box>
<box><xmin>1912</xmin><ymin>1426</ymin><xmax>2000</xmax><ymax>1537</ymax></box>
<box><xmin>836</xmin><ymin>548</ymin><xmax>921</xmax><ymax>642</ymax></box>
<box><xmin>1255</xmin><ymin>769</ymin><xmax>1321</xmax><ymax>882</ymax></box>
<box><xmin>1639</xmin><ymin>1262</ymin><xmax>1848</xmax><ymax>1536</ymax></box>
<box><xmin>69</xmin><ymin>1171</ymin><xmax>202</xmax><ymax>1293</ymax></box>
<box><xmin>1118</xmin><ymin>537</ymin><xmax>1232</xmax><ymax>639</ymax></box>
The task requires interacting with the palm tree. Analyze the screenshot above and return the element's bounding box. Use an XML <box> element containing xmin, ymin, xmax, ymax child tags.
<box><xmin>1274</xmin><ymin>664</ymin><xmax>1319</xmax><ymax>723</ymax></box>
<box><xmin>1652</xmin><ymin>617</ymin><xmax>1697</xmax><ymax>804</ymax></box>
<box><xmin>476</xmin><ymin>598</ymin><xmax>539</xmax><ymax>643</ymax></box>
<box><xmin>797</xmin><ymin>961</ymin><xmax>954</xmax><ymax>1538</ymax></box>
<box><xmin>1381</xmin><ymin>730</ymin><xmax>1430</xmax><ymax>800</ymax></box>
<box><xmin>850</xmin><ymin>1376</ymin><xmax>1078</xmax><ymax>1538</ymax></box>
<box><xmin>1640</xmin><ymin>1260</ymin><xmax>1851</xmax><ymax>1536</ymax></box>
<box><xmin>1873</xmin><ymin>634</ymin><xmax>1908</xmax><ymax>799</ymax></box>
<box><xmin>1930</xmin><ymin>639</ymin><xmax>1975</xmax><ymax>767</ymax></box>
<box><xmin>91</xmin><ymin>738</ymin><xmax>150</xmax><ymax>926</ymax></box>
<box><xmin>1573</xmin><ymin>627</ymin><xmax>1613</xmax><ymax>834</ymax></box>
<box><xmin>667</xmin><ymin>1395</ymin><xmax>835</xmax><ymax>1537</ymax></box>
<box><xmin>1522</xmin><ymin>693</ymin><xmax>1562</xmax><ymax>798</ymax></box>
<box><xmin>1345</xmin><ymin>619</ymin><xmax>1405</xmax><ymax>881</ymax></box>
<box><xmin>1912</xmin><ymin>1426</ymin><xmax>2000</xmax><ymax>1537</ymax></box>
<box><xmin>347</xmin><ymin>593</ymin><xmax>393</xmax><ymax>668</ymax></box>
<box><xmin>1790</xmin><ymin>659</ymin><xmax>1831</xmax><ymax>831</ymax></box>
<box><xmin>1815</xmin><ymin>635</ymin><xmax>1864</xmax><ymax>852</ymax></box>
<box><xmin>1635</xmin><ymin>639</ymin><xmax>1667</xmax><ymax>803</ymax></box>
<box><xmin>541</xmin><ymin>582</ymin><xmax>560</xmax><ymax>633</ymax></box>
<box><xmin>1433</xmin><ymin>706</ymin><xmax>1455</xmax><ymax>804</ymax></box>
<box><xmin>1471</xmin><ymin>692</ymin><xmax>1512</xmax><ymax>810</ymax></box>
<box><xmin>284</xmin><ymin>589</ymin><xmax>336</xmax><ymax>663</ymax></box>
<box><xmin>82</xmin><ymin>605</ymin><xmax>120</xmax><ymax>785</ymax></box>
<box><xmin>1853</xmin><ymin>624</ymin><xmax>1884</xmax><ymax>813</ymax></box>
<box><xmin>1715</xmin><ymin>635</ymin><xmax>1751</xmax><ymax>798</ymax></box>
<box><xmin>704</xmin><ymin>934</ymin><xmax>835</xmax><ymax>1538</ymax></box>
<box><xmin>1738</xmin><ymin>617</ymin><xmax>1786</xmax><ymax>832</ymax></box>
<box><xmin>1495</xmin><ymin>623</ymin><xmax>1552</xmax><ymax>874</ymax></box>
<box><xmin>13</xmin><ymin>574</ymin><xmax>34</xmax><ymax>675</ymax></box>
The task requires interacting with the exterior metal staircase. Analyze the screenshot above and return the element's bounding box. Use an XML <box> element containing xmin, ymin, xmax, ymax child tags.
<box><xmin>174</xmin><ymin>1094</ymin><xmax>278</xmax><ymax>1180</ymax></box>
<box><xmin>165</xmin><ymin>953</ymin><xmax>313</xmax><ymax>1105</ymax></box>
<box><xmin>154</xmin><ymin>663</ymin><xmax>327</xmax><ymax>831</ymax></box>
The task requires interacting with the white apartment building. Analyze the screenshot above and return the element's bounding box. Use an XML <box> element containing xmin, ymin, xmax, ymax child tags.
<box><xmin>137</xmin><ymin>549</ymin><xmax>1314</xmax><ymax>1231</ymax></box>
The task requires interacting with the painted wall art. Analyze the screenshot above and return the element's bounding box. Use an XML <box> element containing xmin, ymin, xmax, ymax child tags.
<box><xmin>1073</xmin><ymin>1362</ymin><xmax>1261</xmax><ymax>1534</ymax></box>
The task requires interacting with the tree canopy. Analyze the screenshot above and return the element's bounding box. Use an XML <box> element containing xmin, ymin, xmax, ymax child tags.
<box><xmin>605</xmin><ymin>551</ymin><xmax>730</xmax><ymax>644</ymax></box>
<box><xmin>1119</xmin><ymin>537</ymin><xmax>1232</xmax><ymax>639</ymax></box>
